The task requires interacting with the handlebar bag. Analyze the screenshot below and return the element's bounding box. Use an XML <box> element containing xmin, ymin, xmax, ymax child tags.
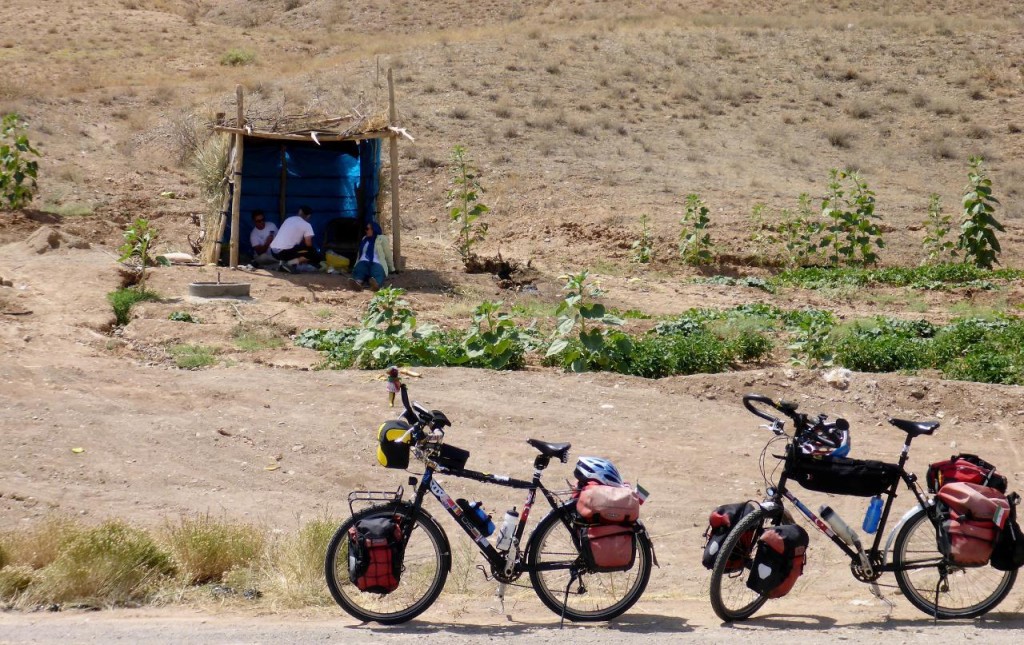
<box><xmin>786</xmin><ymin>452</ymin><xmax>900</xmax><ymax>497</ymax></box>
<box><xmin>746</xmin><ymin>523</ymin><xmax>808</xmax><ymax>599</ymax></box>
<box><xmin>434</xmin><ymin>444</ymin><xmax>470</xmax><ymax>470</ymax></box>
<box><xmin>376</xmin><ymin>420</ymin><xmax>412</xmax><ymax>469</ymax></box>
<box><xmin>702</xmin><ymin>501</ymin><xmax>759</xmax><ymax>571</ymax></box>
<box><xmin>580</xmin><ymin>525</ymin><xmax>636</xmax><ymax>572</ymax></box>
<box><xmin>926</xmin><ymin>454</ymin><xmax>1007</xmax><ymax>494</ymax></box>
<box><xmin>347</xmin><ymin>516</ymin><xmax>405</xmax><ymax>594</ymax></box>
<box><xmin>937</xmin><ymin>482</ymin><xmax>1010</xmax><ymax>567</ymax></box>
<box><xmin>577</xmin><ymin>483</ymin><xmax>640</xmax><ymax>523</ymax></box>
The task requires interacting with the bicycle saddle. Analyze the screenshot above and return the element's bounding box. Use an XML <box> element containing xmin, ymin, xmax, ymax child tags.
<box><xmin>527</xmin><ymin>439</ymin><xmax>571</xmax><ymax>462</ymax></box>
<box><xmin>888</xmin><ymin>418</ymin><xmax>939</xmax><ymax>436</ymax></box>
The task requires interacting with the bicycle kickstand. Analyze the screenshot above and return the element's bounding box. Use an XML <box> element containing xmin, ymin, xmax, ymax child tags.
<box><xmin>560</xmin><ymin>569</ymin><xmax>581</xmax><ymax>629</ymax></box>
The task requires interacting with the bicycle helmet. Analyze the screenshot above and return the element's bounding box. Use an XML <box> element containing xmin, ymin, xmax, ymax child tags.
<box><xmin>799</xmin><ymin>418</ymin><xmax>851</xmax><ymax>458</ymax></box>
<box><xmin>574</xmin><ymin>456</ymin><xmax>625</xmax><ymax>487</ymax></box>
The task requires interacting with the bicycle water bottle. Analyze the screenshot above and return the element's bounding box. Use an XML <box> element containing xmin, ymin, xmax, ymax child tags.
<box><xmin>820</xmin><ymin>505</ymin><xmax>860</xmax><ymax>547</ymax></box>
<box><xmin>496</xmin><ymin>507</ymin><xmax>519</xmax><ymax>551</ymax></box>
<box><xmin>862</xmin><ymin>495</ymin><xmax>883</xmax><ymax>534</ymax></box>
<box><xmin>471</xmin><ymin>502</ymin><xmax>495</xmax><ymax>537</ymax></box>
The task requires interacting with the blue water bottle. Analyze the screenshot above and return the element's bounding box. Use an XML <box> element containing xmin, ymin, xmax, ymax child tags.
<box><xmin>862</xmin><ymin>495</ymin><xmax>883</xmax><ymax>534</ymax></box>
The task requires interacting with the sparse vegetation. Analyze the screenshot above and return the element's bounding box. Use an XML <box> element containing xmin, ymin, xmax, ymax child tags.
<box><xmin>163</xmin><ymin>514</ymin><xmax>264</xmax><ymax>585</ymax></box>
<box><xmin>108</xmin><ymin>287</ymin><xmax>159</xmax><ymax>326</ymax></box>
<box><xmin>630</xmin><ymin>214</ymin><xmax>654</xmax><ymax>263</ymax></box>
<box><xmin>169</xmin><ymin>344</ymin><xmax>218</xmax><ymax>369</ymax></box>
<box><xmin>220</xmin><ymin>48</ymin><xmax>255</xmax><ymax>66</ymax></box>
<box><xmin>118</xmin><ymin>218</ymin><xmax>158</xmax><ymax>291</ymax></box>
<box><xmin>921</xmin><ymin>193</ymin><xmax>956</xmax><ymax>265</ymax></box>
<box><xmin>819</xmin><ymin>169</ymin><xmax>884</xmax><ymax>266</ymax></box>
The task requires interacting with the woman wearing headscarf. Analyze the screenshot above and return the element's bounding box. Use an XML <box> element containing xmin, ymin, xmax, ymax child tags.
<box><xmin>350</xmin><ymin>221</ymin><xmax>395</xmax><ymax>291</ymax></box>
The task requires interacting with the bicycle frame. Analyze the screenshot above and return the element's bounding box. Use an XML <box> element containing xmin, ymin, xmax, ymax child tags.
<box><xmin>767</xmin><ymin>429</ymin><xmax>936</xmax><ymax>574</ymax></box>
<box><xmin>404</xmin><ymin>457</ymin><xmax>573</xmax><ymax>577</ymax></box>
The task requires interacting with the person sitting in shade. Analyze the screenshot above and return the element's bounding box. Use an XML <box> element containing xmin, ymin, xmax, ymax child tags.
<box><xmin>249</xmin><ymin>209</ymin><xmax>278</xmax><ymax>266</ymax></box>
<box><xmin>269</xmin><ymin>205</ymin><xmax>323</xmax><ymax>273</ymax></box>
<box><xmin>349</xmin><ymin>221</ymin><xmax>395</xmax><ymax>291</ymax></box>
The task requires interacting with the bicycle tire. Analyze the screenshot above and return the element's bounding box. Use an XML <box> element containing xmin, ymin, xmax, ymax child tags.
<box><xmin>324</xmin><ymin>502</ymin><xmax>451</xmax><ymax>624</ymax></box>
<box><xmin>527</xmin><ymin>506</ymin><xmax>652</xmax><ymax>622</ymax></box>
<box><xmin>708</xmin><ymin>506</ymin><xmax>770</xmax><ymax>622</ymax></box>
<box><xmin>892</xmin><ymin>506</ymin><xmax>1016</xmax><ymax>619</ymax></box>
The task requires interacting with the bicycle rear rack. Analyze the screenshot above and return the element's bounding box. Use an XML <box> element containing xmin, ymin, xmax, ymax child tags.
<box><xmin>347</xmin><ymin>486</ymin><xmax>404</xmax><ymax>515</ymax></box>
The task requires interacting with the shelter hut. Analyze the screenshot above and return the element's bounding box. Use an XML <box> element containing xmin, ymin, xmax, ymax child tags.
<box><xmin>206</xmin><ymin>71</ymin><xmax>412</xmax><ymax>270</ymax></box>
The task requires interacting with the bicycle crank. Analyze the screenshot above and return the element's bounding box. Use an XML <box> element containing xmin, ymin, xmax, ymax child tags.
<box><xmin>850</xmin><ymin>552</ymin><xmax>885</xmax><ymax>582</ymax></box>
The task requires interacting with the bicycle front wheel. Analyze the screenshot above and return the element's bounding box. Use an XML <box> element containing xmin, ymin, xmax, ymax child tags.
<box><xmin>325</xmin><ymin>503</ymin><xmax>451</xmax><ymax>624</ymax></box>
<box><xmin>527</xmin><ymin>508</ymin><xmax>652</xmax><ymax>622</ymax></box>
<box><xmin>708</xmin><ymin>506</ymin><xmax>770</xmax><ymax>622</ymax></box>
<box><xmin>892</xmin><ymin>506</ymin><xmax>1016</xmax><ymax>619</ymax></box>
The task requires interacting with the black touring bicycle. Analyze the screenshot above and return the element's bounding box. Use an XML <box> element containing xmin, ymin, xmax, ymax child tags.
<box><xmin>324</xmin><ymin>385</ymin><xmax>655</xmax><ymax>624</ymax></box>
<box><xmin>707</xmin><ymin>394</ymin><xmax>1018</xmax><ymax>621</ymax></box>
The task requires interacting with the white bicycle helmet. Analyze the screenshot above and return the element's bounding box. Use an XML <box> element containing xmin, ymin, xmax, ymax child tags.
<box><xmin>574</xmin><ymin>456</ymin><xmax>625</xmax><ymax>487</ymax></box>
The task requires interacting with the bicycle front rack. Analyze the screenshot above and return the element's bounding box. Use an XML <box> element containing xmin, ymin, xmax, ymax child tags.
<box><xmin>347</xmin><ymin>486</ymin><xmax>405</xmax><ymax>515</ymax></box>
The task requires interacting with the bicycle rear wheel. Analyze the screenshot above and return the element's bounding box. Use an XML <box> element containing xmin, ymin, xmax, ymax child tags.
<box><xmin>892</xmin><ymin>506</ymin><xmax>1016</xmax><ymax>619</ymax></box>
<box><xmin>325</xmin><ymin>503</ymin><xmax>451</xmax><ymax>624</ymax></box>
<box><xmin>527</xmin><ymin>508</ymin><xmax>652</xmax><ymax>622</ymax></box>
<box><xmin>708</xmin><ymin>506</ymin><xmax>769</xmax><ymax>622</ymax></box>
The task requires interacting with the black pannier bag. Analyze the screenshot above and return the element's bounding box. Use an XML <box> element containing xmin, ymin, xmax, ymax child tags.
<box><xmin>702</xmin><ymin>501</ymin><xmax>759</xmax><ymax>571</ymax></box>
<box><xmin>991</xmin><ymin>493</ymin><xmax>1024</xmax><ymax>572</ymax></box>
<box><xmin>348</xmin><ymin>516</ymin><xmax>405</xmax><ymax>594</ymax></box>
<box><xmin>786</xmin><ymin>451</ymin><xmax>901</xmax><ymax>497</ymax></box>
<box><xmin>746</xmin><ymin>524</ymin><xmax>808</xmax><ymax>599</ymax></box>
<box><xmin>434</xmin><ymin>444</ymin><xmax>470</xmax><ymax>470</ymax></box>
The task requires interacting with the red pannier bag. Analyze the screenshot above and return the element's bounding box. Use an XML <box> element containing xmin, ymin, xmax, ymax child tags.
<box><xmin>936</xmin><ymin>482</ymin><xmax>1010</xmax><ymax>567</ymax></box>
<box><xmin>347</xmin><ymin>516</ymin><xmax>404</xmax><ymax>593</ymax></box>
<box><xmin>746</xmin><ymin>524</ymin><xmax>808</xmax><ymax>599</ymax></box>
<box><xmin>577</xmin><ymin>483</ymin><xmax>640</xmax><ymax>524</ymax></box>
<box><xmin>702</xmin><ymin>501</ymin><xmax>759</xmax><ymax>571</ymax></box>
<box><xmin>926</xmin><ymin>453</ymin><xmax>1007</xmax><ymax>494</ymax></box>
<box><xmin>580</xmin><ymin>525</ymin><xmax>637</xmax><ymax>572</ymax></box>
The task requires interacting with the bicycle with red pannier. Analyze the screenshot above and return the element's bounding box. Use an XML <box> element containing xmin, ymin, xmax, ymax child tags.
<box><xmin>705</xmin><ymin>394</ymin><xmax>1022</xmax><ymax>621</ymax></box>
<box><xmin>324</xmin><ymin>384</ymin><xmax>655</xmax><ymax>624</ymax></box>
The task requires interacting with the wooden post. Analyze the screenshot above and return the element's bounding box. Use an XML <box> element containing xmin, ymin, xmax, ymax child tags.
<box><xmin>387</xmin><ymin>68</ymin><xmax>403</xmax><ymax>271</ymax></box>
<box><xmin>229</xmin><ymin>85</ymin><xmax>245</xmax><ymax>268</ymax></box>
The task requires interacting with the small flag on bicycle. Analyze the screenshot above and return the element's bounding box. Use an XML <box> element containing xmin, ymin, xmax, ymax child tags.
<box><xmin>634</xmin><ymin>483</ymin><xmax>650</xmax><ymax>505</ymax></box>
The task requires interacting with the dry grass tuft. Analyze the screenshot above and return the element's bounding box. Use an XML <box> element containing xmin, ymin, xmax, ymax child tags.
<box><xmin>163</xmin><ymin>514</ymin><xmax>265</xmax><ymax>586</ymax></box>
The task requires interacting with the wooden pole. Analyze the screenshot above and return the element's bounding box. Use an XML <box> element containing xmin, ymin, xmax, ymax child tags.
<box><xmin>387</xmin><ymin>68</ymin><xmax>402</xmax><ymax>271</ymax></box>
<box><xmin>229</xmin><ymin>85</ymin><xmax>245</xmax><ymax>268</ymax></box>
<box><xmin>208</xmin><ymin>133</ymin><xmax>237</xmax><ymax>264</ymax></box>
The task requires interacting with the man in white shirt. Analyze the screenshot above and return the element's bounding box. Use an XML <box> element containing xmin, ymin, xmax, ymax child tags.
<box><xmin>249</xmin><ymin>210</ymin><xmax>278</xmax><ymax>266</ymax></box>
<box><xmin>269</xmin><ymin>206</ymin><xmax>322</xmax><ymax>272</ymax></box>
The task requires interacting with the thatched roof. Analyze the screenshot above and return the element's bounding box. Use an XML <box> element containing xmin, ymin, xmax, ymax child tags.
<box><xmin>214</xmin><ymin>109</ymin><xmax>411</xmax><ymax>142</ymax></box>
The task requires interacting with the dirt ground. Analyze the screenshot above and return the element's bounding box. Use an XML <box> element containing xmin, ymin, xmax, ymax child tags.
<box><xmin>3</xmin><ymin>228</ymin><xmax>1024</xmax><ymax>641</ymax></box>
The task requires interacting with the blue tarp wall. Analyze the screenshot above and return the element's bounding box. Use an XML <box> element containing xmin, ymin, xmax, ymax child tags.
<box><xmin>222</xmin><ymin>138</ymin><xmax>381</xmax><ymax>258</ymax></box>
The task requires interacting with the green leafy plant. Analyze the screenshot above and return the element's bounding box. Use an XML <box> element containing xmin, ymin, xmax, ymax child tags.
<box><xmin>460</xmin><ymin>300</ymin><xmax>527</xmax><ymax>369</ymax></box>
<box><xmin>447</xmin><ymin>145</ymin><xmax>489</xmax><ymax>265</ymax></box>
<box><xmin>168</xmin><ymin>311</ymin><xmax>198</xmax><ymax>323</ymax></box>
<box><xmin>957</xmin><ymin>156</ymin><xmax>1003</xmax><ymax>269</ymax></box>
<box><xmin>921</xmin><ymin>193</ymin><xmax>956</xmax><ymax>265</ymax></box>
<box><xmin>819</xmin><ymin>169</ymin><xmax>884</xmax><ymax>266</ymax></box>
<box><xmin>778</xmin><ymin>194</ymin><xmax>822</xmax><ymax>268</ymax></box>
<box><xmin>118</xmin><ymin>218</ymin><xmax>158</xmax><ymax>291</ymax></box>
<box><xmin>546</xmin><ymin>271</ymin><xmax>628</xmax><ymax>372</ymax></box>
<box><xmin>678</xmin><ymin>194</ymin><xmax>714</xmax><ymax>265</ymax></box>
<box><xmin>630</xmin><ymin>214</ymin><xmax>654</xmax><ymax>264</ymax></box>
<box><xmin>0</xmin><ymin>114</ymin><xmax>40</xmax><ymax>210</ymax></box>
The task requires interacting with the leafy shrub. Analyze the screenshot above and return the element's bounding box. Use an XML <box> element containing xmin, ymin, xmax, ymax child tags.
<box><xmin>678</xmin><ymin>194</ymin><xmax>714</xmax><ymax>265</ymax></box>
<box><xmin>819</xmin><ymin>169</ymin><xmax>884</xmax><ymax>265</ymax></box>
<box><xmin>168</xmin><ymin>311</ymin><xmax>198</xmax><ymax>323</ymax></box>
<box><xmin>164</xmin><ymin>515</ymin><xmax>264</xmax><ymax>585</ymax></box>
<box><xmin>29</xmin><ymin>520</ymin><xmax>173</xmax><ymax>606</ymax></box>
<box><xmin>833</xmin><ymin>327</ymin><xmax>930</xmax><ymax>372</ymax></box>
<box><xmin>631</xmin><ymin>214</ymin><xmax>654</xmax><ymax>264</ymax></box>
<box><xmin>447</xmin><ymin>145</ymin><xmax>489</xmax><ymax>265</ymax></box>
<box><xmin>108</xmin><ymin>288</ymin><xmax>159</xmax><ymax>326</ymax></box>
<box><xmin>958</xmin><ymin>156</ymin><xmax>1003</xmax><ymax>269</ymax></box>
<box><xmin>0</xmin><ymin>113</ymin><xmax>40</xmax><ymax>210</ymax></box>
<box><xmin>221</xmin><ymin>49</ymin><xmax>255</xmax><ymax>66</ymax></box>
